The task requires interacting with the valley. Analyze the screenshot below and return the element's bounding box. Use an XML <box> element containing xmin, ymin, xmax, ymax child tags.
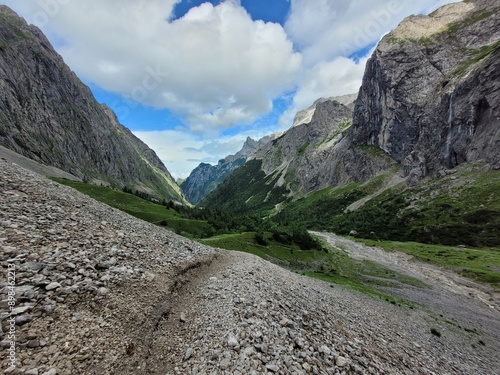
<box><xmin>1</xmin><ymin>0</ymin><xmax>499</xmax><ymax>374</ymax></box>
<box><xmin>2</xmin><ymin>158</ymin><xmax>500</xmax><ymax>374</ymax></box>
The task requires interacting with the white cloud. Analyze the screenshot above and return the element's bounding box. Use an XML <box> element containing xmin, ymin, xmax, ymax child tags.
<box><xmin>285</xmin><ymin>0</ymin><xmax>460</xmax><ymax>67</ymax></box>
<box><xmin>3</xmin><ymin>0</ymin><xmax>301</xmax><ymax>134</ymax></box>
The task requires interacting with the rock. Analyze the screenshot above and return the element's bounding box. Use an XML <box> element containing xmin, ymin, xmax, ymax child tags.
<box><xmin>219</xmin><ymin>358</ymin><xmax>231</xmax><ymax>370</ymax></box>
<box><xmin>227</xmin><ymin>336</ymin><xmax>239</xmax><ymax>349</ymax></box>
<box><xmin>183</xmin><ymin>347</ymin><xmax>193</xmax><ymax>361</ymax></box>
<box><xmin>179</xmin><ymin>312</ymin><xmax>187</xmax><ymax>323</ymax></box>
<box><xmin>336</xmin><ymin>356</ymin><xmax>347</xmax><ymax>367</ymax></box>
<box><xmin>266</xmin><ymin>364</ymin><xmax>279</xmax><ymax>372</ymax></box>
<box><xmin>97</xmin><ymin>287</ymin><xmax>109</xmax><ymax>296</ymax></box>
<box><xmin>41</xmin><ymin>369</ymin><xmax>57</xmax><ymax>375</ymax></box>
<box><xmin>319</xmin><ymin>345</ymin><xmax>331</xmax><ymax>356</ymax></box>
<box><xmin>25</xmin><ymin>369</ymin><xmax>39</xmax><ymax>375</ymax></box>
<box><xmin>10</xmin><ymin>305</ymin><xmax>33</xmax><ymax>315</ymax></box>
<box><xmin>27</xmin><ymin>339</ymin><xmax>40</xmax><ymax>348</ymax></box>
<box><xmin>45</xmin><ymin>282</ymin><xmax>61</xmax><ymax>291</ymax></box>
<box><xmin>15</xmin><ymin>314</ymin><xmax>32</xmax><ymax>326</ymax></box>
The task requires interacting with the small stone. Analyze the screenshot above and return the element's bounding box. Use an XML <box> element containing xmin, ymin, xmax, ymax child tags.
<box><xmin>10</xmin><ymin>305</ymin><xmax>33</xmax><ymax>315</ymax></box>
<box><xmin>179</xmin><ymin>312</ymin><xmax>187</xmax><ymax>322</ymax></box>
<box><xmin>15</xmin><ymin>314</ymin><xmax>32</xmax><ymax>326</ymax></box>
<box><xmin>183</xmin><ymin>347</ymin><xmax>193</xmax><ymax>361</ymax></box>
<box><xmin>45</xmin><ymin>282</ymin><xmax>61</xmax><ymax>291</ymax></box>
<box><xmin>227</xmin><ymin>336</ymin><xmax>240</xmax><ymax>349</ymax></box>
<box><xmin>302</xmin><ymin>363</ymin><xmax>311</xmax><ymax>371</ymax></box>
<box><xmin>27</xmin><ymin>339</ymin><xmax>40</xmax><ymax>348</ymax></box>
<box><xmin>336</xmin><ymin>356</ymin><xmax>347</xmax><ymax>367</ymax></box>
<box><xmin>319</xmin><ymin>345</ymin><xmax>331</xmax><ymax>356</ymax></box>
<box><xmin>25</xmin><ymin>369</ymin><xmax>39</xmax><ymax>375</ymax></box>
<box><xmin>243</xmin><ymin>346</ymin><xmax>255</xmax><ymax>356</ymax></box>
<box><xmin>227</xmin><ymin>336</ymin><xmax>239</xmax><ymax>349</ymax></box>
<box><xmin>42</xmin><ymin>369</ymin><xmax>57</xmax><ymax>375</ymax></box>
<box><xmin>266</xmin><ymin>364</ymin><xmax>279</xmax><ymax>372</ymax></box>
<box><xmin>220</xmin><ymin>358</ymin><xmax>231</xmax><ymax>369</ymax></box>
<box><xmin>97</xmin><ymin>287</ymin><xmax>109</xmax><ymax>296</ymax></box>
<box><xmin>3</xmin><ymin>366</ymin><xmax>18</xmax><ymax>374</ymax></box>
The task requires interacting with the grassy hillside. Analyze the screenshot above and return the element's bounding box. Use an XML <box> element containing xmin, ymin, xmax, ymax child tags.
<box><xmin>275</xmin><ymin>164</ymin><xmax>500</xmax><ymax>247</ymax></box>
<box><xmin>200</xmin><ymin>159</ymin><xmax>290</xmax><ymax>215</ymax></box>
<box><xmin>52</xmin><ymin>170</ymin><xmax>500</xmax><ymax>292</ymax></box>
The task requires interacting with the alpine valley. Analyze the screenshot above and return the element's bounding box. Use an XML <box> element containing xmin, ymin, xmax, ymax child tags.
<box><xmin>1</xmin><ymin>1</ymin><xmax>500</xmax><ymax>374</ymax></box>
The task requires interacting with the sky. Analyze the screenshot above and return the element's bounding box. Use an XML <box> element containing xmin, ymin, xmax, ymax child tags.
<box><xmin>2</xmin><ymin>0</ymin><xmax>459</xmax><ymax>179</ymax></box>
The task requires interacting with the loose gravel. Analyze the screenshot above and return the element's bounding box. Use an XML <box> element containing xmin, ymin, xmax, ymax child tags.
<box><xmin>1</xmin><ymin>159</ymin><xmax>499</xmax><ymax>375</ymax></box>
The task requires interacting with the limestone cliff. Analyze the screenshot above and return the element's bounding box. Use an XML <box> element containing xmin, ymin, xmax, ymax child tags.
<box><xmin>0</xmin><ymin>6</ymin><xmax>187</xmax><ymax>203</ymax></box>
<box><xmin>351</xmin><ymin>0</ymin><xmax>500</xmax><ymax>183</ymax></box>
<box><xmin>202</xmin><ymin>0</ymin><xmax>499</xmax><ymax>213</ymax></box>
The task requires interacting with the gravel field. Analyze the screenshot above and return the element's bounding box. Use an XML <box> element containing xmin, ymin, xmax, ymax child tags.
<box><xmin>1</xmin><ymin>158</ymin><xmax>499</xmax><ymax>374</ymax></box>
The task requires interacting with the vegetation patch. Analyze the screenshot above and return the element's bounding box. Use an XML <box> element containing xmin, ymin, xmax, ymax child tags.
<box><xmin>453</xmin><ymin>40</ymin><xmax>500</xmax><ymax>77</ymax></box>
<box><xmin>297</xmin><ymin>142</ymin><xmax>310</xmax><ymax>155</ymax></box>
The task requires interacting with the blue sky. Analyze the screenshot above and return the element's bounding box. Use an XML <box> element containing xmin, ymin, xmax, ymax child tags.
<box><xmin>2</xmin><ymin>0</ymin><xmax>457</xmax><ymax>178</ymax></box>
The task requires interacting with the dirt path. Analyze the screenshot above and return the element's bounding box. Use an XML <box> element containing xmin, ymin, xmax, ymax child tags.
<box><xmin>313</xmin><ymin>232</ymin><xmax>500</xmax><ymax>340</ymax></box>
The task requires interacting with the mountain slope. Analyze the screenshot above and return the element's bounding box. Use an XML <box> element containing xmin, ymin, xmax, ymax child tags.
<box><xmin>0</xmin><ymin>6</ymin><xmax>186</xmax><ymax>203</ymax></box>
<box><xmin>181</xmin><ymin>135</ymin><xmax>278</xmax><ymax>204</ymax></box>
<box><xmin>2</xmin><ymin>158</ymin><xmax>499</xmax><ymax>374</ymax></box>
<box><xmin>201</xmin><ymin>95</ymin><xmax>396</xmax><ymax>213</ymax></box>
<box><xmin>202</xmin><ymin>0</ymin><xmax>499</xmax><ymax>222</ymax></box>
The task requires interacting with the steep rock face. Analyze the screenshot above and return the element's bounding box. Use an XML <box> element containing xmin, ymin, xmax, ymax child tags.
<box><xmin>0</xmin><ymin>6</ymin><xmax>186</xmax><ymax>202</ymax></box>
<box><xmin>253</xmin><ymin>96</ymin><xmax>393</xmax><ymax>196</ymax></box>
<box><xmin>181</xmin><ymin>135</ymin><xmax>277</xmax><ymax>204</ymax></box>
<box><xmin>351</xmin><ymin>0</ymin><xmax>500</xmax><ymax>183</ymax></box>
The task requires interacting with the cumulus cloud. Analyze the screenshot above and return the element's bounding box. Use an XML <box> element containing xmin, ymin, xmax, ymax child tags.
<box><xmin>5</xmin><ymin>0</ymin><xmax>301</xmax><ymax>133</ymax></box>
<box><xmin>285</xmin><ymin>0</ymin><xmax>459</xmax><ymax>67</ymax></box>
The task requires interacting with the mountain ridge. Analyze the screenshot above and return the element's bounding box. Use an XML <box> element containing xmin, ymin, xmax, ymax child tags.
<box><xmin>181</xmin><ymin>134</ymin><xmax>280</xmax><ymax>204</ymax></box>
<box><xmin>0</xmin><ymin>6</ymin><xmax>187</xmax><ymax>203</ymax></box>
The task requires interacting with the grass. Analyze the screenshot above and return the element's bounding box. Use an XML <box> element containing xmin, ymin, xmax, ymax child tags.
<box><xmin>453</xmin><ymin>40</ymin><xmax>500</xmax><ymax>77</ymax></box>
<box><xmin>331</xmin><ymin>164</ymin><xmax>500</xmax><ymax>247</ymax></box>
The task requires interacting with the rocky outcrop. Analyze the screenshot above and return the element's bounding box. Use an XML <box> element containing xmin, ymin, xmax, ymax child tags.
<box><xmin>0</xmin><ymin>6</ymin><xmax>186</xmax><ymax>203</ymax></box>
<box><xmin>253</xmin><ymin>95</ymin><xmax>394</xmax><ymax>196</ymax></box>
<box><xmin>181</xmin><ymin>135</ymin><xmax>278</xmax><ymax>204</ymax></box>
<box><xmin>351</xmin><ymin>0</ymin><xmax>500</xmax><ymax>183</ymax></box>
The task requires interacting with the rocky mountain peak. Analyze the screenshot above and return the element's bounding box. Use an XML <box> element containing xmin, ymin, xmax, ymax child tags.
<box><xmin>352</xmin><ymin>0</ymin><xmax>499</xmax><ymax>182</ymax></box>
<box><xmin>379</xmin><ymin>1</ymin><xmax>475</xmax><ymax>51</ymax></box>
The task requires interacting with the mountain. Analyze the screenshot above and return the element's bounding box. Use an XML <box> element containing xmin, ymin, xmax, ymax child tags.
<box><xmin>200</xmin><ymin>94</ymin><xmax>396</xmax><ymax>213</ymax></box>
<box><xmin>200</xmin><ymin>0</ymin><xmax>499</xmax><ymax>245</ymax></box>
<box><xmin>181</xmin><ymin>134</ymin><xmax>278</xmax><ymax>204</ymax></box>
<box><xmin>0</xmin><ymin>6</ymin><xmax>187</xmax><ymax>203</ymax></box>
<box><xmin>351</xmin><ymin>0</ymin><xmax>500</xmax><ymax>183</ymax></box>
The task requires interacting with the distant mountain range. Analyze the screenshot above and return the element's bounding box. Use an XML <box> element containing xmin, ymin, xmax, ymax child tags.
<box><xmin>0</xmin><ymin>5</ymin><xmax>187</xmax><ymax>204</ymax></box>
